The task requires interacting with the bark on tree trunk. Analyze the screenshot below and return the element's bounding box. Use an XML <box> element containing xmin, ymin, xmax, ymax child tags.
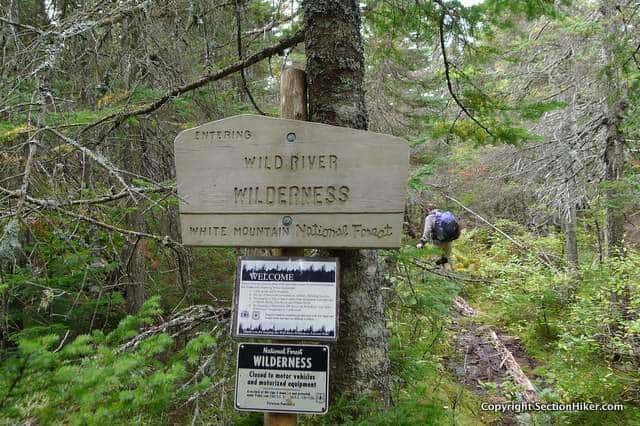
<box><xmin>600</xmin><ymin>2</ymin><xmax>627</xmax><ymax>258</ymax></box>
<box><xmin>563</xmin><ymin>206</ymin><xmax>578</xmax><ymax>271</ymax></box>
<box><xmin>124</xmin><ymin>214</ymin><xmax>147</xmax><ymax>314</ymax></box>
<box><xmin>603</xmin><ymin>106</ymin><xmax>626</xmax><ymax>257</ymax></box>
<box><xmin>303</xmin><ymin>0</ymin><xmax>391</xmax><ymax>404</ymax></box>
<box><xmin>303</xmin><ymin>0</ymin><xmax>367</xmax><ymax>130</ymax></box>
<box><xmin>121</xmin><ymin>129</ymin><xmax>148</xmax><ymax>313</ymax></box>
<box><xmin>599</xmin><ymin>1</ymin><xmax>630</xmax><ymax>339</ymax></box>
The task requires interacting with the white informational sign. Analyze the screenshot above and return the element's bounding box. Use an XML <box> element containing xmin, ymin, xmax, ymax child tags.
<box><xmin>235</xmin><ymin>343</ymin><xmax>329</xmax><ymax>414</ymax></box>
<box><xmin>232</xmin><ymin>257</ymin><xmax>339</xmax><ymax>341</ymax></box>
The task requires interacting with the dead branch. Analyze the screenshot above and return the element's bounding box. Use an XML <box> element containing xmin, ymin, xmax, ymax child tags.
<box><xmin>442</xmin><ymin>194</ymin><xmax>559</xmax><ymax>271</ymax></box>
<box><xmin>82</xmin><ymin>30</ymin><xmax>304</xmax><ymax>132</ymax></box>
<box><xmin>56</xmin><ymin>207</ymin><xmax>182</xmax><ymax>248</ymax></box>
<box><xmin>452</xmin><ymin>296</ymin><xmax>539</xmax><ymax>403</ymax></box>
<box><xmin>452</xmin><ymin>296</ymin><xmax>476</xmax><ymax>317</ymax></box>
<box><xmin>0</xmin><ymin>184</ymin><xmax>173</xmax><ymax>209</ymax></box>
<box><xmin>244</xmin><ymin>12</ymin><xmax>299</xmax><ymax>37</ymax></box>
<box><xmin>0</xmin><ymin>183</ymin><xmax>182</xmax><ymax>247</ymax></box>
<box><xmin>45</xmin><ymin>128</ymin><xmax>135</xmax><ymax>198</ymax></box>
<box><xmin>0</xmin><ymin>16</ymin><xmax>45</xmax><ymax>34</ymax></box>
<box><xmin>118</xmin><ymin>304</ymin><xmax>230</xmax><ymax>353</ymax></box>
<box><xmin>410</xmin><ymin>259</ymin><xmax>488</xmax><ymax>283</ymax></box>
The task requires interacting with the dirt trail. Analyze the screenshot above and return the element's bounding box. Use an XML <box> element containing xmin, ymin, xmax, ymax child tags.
<box><xmin>446</xmin><ymin>296</ymin><xmax>540</xmax><ymax>425</ymax></box>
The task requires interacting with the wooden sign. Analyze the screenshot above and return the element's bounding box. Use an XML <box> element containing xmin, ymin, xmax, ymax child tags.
<box><xmin>174</xmin><ymin>114</ymin><xmax>409</xmax><ymax>248</ymax></box>
<box><xmin>235</xmin><ymin>343</ymin><xmax>329</xmax><ymax>414</ymax></box>
<box><xmin>232</xmin><ymin>257</ymin><xmax>339</xmax><ymax>341</ymax></box>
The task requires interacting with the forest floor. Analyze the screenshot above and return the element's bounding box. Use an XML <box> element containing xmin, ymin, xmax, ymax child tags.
<box><xmin>446</xmin><ymin>295</ymin><xmax>541</xmax><ymax>425</ymax></box>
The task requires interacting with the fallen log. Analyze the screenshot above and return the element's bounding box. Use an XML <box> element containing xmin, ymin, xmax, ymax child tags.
<box><xmin>450</xmin><ymin>295</ymin><xmax>539</xmax><ymax>403</ymax></box>
<box><xmin>453</xmin><ymin>296</ymin><xmax>476</xmax><ymax>317</ymax></box>
<box><xmin>487</xmin><ymin>330</ymin><xmax>539</xmax><ymax>403</ymax></box>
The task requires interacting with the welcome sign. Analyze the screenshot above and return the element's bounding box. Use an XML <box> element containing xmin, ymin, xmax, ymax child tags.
<box><xmin>231</xmin><ymin>257</ymin><xmax>339</xmax><ymax>341</ymax></box>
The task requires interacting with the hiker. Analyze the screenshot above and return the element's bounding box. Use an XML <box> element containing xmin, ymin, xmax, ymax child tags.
<box><xmin>416</xmin><ymin>206</ymin><xmax>461</xmax><ymax>265</ymax></box>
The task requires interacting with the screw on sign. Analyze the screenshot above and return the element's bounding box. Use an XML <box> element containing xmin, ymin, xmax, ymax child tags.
<box><xmin>282</xmin><ymin>216</ymin><xmax>293</xmax><ymax>226</ymax></box>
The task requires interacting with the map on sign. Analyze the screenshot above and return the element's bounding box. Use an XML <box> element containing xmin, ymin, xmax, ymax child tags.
<box><xmin>235</xmin><ymin>343</ymin><xmax>329</xmax><ymax>414</ymax></box>
<box><xmin>232</xmin><ymin>257</ymin><xmax>338</xmax><ymax>341</ymax></box>
<box><xmin>174</xmin><ymin>114</ymin><xmax>409</xmax><ymax>248</ymax></box>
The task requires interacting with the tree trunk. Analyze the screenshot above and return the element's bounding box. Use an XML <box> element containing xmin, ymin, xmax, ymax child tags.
<box><xmin>303</xmin><ymin>0</ymin><xmax>391</xmax><ymax>404</ymax></box>
<box><xmin>603</xmin><ymin>105</ymin><xmax>625</xmax><ymax>257</ymax></box>
<box><xmin>124</xmin><ymin>214</ymin><xmax>147</xmax><ymax>314</ymax></box>
<box><xmin>563</xmin><ymin>206</ymin><xmax>578</xmax><ymax>271</ymax></box>
<box><xmin>120</xmin><ymin>126</ymin><xmax>149</xmax><ymax>314</ymax></box>
<box><xmin>304</xmin><ymin>0</ymin><xmax>368</xmax><ymax>129</ymax></box>
<box><xmin>600</xmin><ymin>2</ymin><xmax>627</xmax><ymax>258</ymax></box>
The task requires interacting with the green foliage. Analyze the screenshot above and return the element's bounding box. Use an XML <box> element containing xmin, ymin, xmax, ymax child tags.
<box><xmin>0</xmin><ymin>298</ymin><xmax>167</xmax><ymax>423</ymax></box>
<box><xmin>481</xmin><ymin>0</ymin><xmax>564</xmax><ymax>24</ymax></box>
<box><xmin>598</xmin><ymin>178</ymin><xmax>639</xmax><ymax>211</ymax></box>
<box><xmin>517</xmin><ymin>100</ymin><xmax>568</xmax><ymax>120</ymax></box>
<box><xmin>408</xmin><ymin>164</ymin><xmax>436</xmax><ymax>190</ymax></box>
<box><xmin>184</xmin><ymin>332</ymin><xmax>216</xmax><ymax>365</ymax></box>
<box><xmin>303</xmin><ymin>246</ymin><xmax>493</xmax><ymax>425</ymax></box>
<box><xmin>0</xmin><ymin>297</ymin><xmax>226</xmax><ymax>424</ymax></box>
<box><xmin>310</xmin><ymin>391</ymin><xmax>452</xmax><ymax>426</ymax></box>
<box><xmin>456</xmin><ymin>220</ymin><xmax>640</xmax><ymax>423</ymax></box>
<box><xmin>1</xmin><ymin>218</ymin><xmax>125</xmax><ymax>338</ymax></box>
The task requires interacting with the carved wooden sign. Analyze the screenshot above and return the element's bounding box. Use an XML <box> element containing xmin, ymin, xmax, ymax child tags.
<box><xmin>174</xmin><ymin>115</ymin><xmax>409</xmax><ymax>248</ymax></box>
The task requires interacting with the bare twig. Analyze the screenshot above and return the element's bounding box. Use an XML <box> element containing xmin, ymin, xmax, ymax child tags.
<box><xmin>53</xmin><ymin>330</ymin><xmax>71</xmax><ymax>352</ymax></box>
<box><xmin>0</xmin><ymin>16</ymin><xmax>45</xmax><ymax>34</ymax></box>
<box><xmin>410</xmin><ymin>259</ymin><xmax>488</xmax><ymax>283</ymax></box>
<box><xmin>45</xmin><ymin>128</ymin><xmax>136</xmax><ymax>198</ymax></box>
<box><xmin>244</xmin><ymin>12</ymin><xmax>298</xmax><ymax>37</ymax></box>
<box><xmin>0</xmin><ymin>184</ymin><xmax>173</xmax><ymax>209</ymax></box>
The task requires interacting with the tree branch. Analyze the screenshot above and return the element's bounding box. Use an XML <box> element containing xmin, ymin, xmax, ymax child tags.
<box><xmin>244</xmin><ymin>11</ymin><xmax>299</xmax><ymax>37</ymax></box>
<box><xmin>435</xmin><ymin>1</ymin><xmax>494</xmax><ymax>138</ymax></box>
<box><xmin>0</xmin><ymin>184</ymin><xmax>173</xmax><ymax>208</ymax></box>
<box><xmin>235</xmin><ymin>0</ymin><xmax>266</xmax><ymax>115</ymax></box>
<box><xmin>0</xmin><ymin>183</ymin><xmax>181</xmax><ymax>247</ymax></box>
<box><xmin>82</xmin><ymin>30</ymin><xmax>304</xmax><ymax>133</ymax></box>
<box><xmin>442</xmin><ymin>193</ymin><xmax>559</xmax><ymax>270</ymax></box>
<box><xmin>45</xmin><ymin>128</ymin><xmax>135</xmax><ymax>198</ymax></box>
<box><xmin>118</xmin><ymin>305</ymin><xmax>230</xmax><ymax>353</ymax></box>
<box><xmin>0</xmin><ymin>16</ymin><xmax>44</xmax><ymax>34</ymax></box>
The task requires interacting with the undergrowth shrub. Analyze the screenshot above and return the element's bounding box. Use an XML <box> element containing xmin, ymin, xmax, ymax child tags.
<box><xmin>305</xmin><ymin>246</ymin><xmax>496</xmax><ymax>425</ymax></box>
<box><xmin>455</xmin><ymin>220</ymin><xmax>640</xmax><ymax>423</ymax></box>
<box><xmin>0</xmin><ymin>297</ymin><xmax>219</xmax><ymax>424</ymax></box>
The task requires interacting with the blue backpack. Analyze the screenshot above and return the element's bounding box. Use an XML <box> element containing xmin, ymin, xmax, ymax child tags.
<box><xmin>433</xmin><ymin>211</ymin><xmax>460</xmax><ymax>242</ymax></box>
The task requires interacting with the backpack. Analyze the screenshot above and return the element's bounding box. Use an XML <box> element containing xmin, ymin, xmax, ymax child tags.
<box><xmin>432</xmin><ymin>211</ymin><xmax>460</xmax><ymax>242</ymax></box>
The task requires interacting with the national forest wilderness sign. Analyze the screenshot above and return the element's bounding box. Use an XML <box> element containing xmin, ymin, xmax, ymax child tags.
<box><xmin>235</xmin><ymin>343</ymin><xmax>329</xmax><ymax>414</ymax></box>
<box><xmin>174</xmin><ymin>115</ymin><xmax>409</xmax><ymax>248</ymax></box>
